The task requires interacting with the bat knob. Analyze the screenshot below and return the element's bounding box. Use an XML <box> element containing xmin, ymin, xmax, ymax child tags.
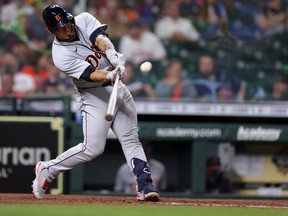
<box><xmin>105</xmin><ymin>115</ymin><xmax>113</xmax><ymax>121</ymax></box>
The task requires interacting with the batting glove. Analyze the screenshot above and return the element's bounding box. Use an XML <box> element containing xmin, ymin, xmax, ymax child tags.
<box><xmin>117</xmin><ymin>65</ymin><xmax>126</xmax><ymax>78</ymax></box>
<box><xmin>105</xmin><ymin>49</ymin><xmax>126</xmax><ymax>67</ymax></box>
<box><xmin>106</xmin><ymin>68</ymin><xmax>117</xmax><ymax>81</ymax></box>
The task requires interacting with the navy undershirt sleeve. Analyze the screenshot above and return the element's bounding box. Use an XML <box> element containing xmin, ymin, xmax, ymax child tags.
<box><xmin>80</xmin><ymin>65</ymin><xmax>95</xmax><ymax>81</ymax></box>
<box><xmin>89</xmin><ymin>25</ymin><xmax>108</xmax><ymax>44</ymax></box>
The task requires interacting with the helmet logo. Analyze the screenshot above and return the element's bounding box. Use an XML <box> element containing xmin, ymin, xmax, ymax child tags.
<box><xmin>55</xmin><ymin>14</ymin><xmax>61</xmax><ymax>22</ymax></box>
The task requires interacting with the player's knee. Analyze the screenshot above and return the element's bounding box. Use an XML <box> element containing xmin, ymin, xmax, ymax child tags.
<box><xmin>82</xmin><ymin>145</ymin><xmax>105</xmax><ymax>161</ymax></box>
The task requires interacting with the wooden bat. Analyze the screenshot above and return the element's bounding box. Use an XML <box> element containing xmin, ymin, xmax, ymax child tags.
<box><xmin>105</xmin><ymin>70</ymin><xmax>120</xmax><ymax>121</ymax></box>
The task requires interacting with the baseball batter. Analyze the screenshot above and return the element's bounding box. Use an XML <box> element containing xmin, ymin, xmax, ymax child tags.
<box><xmin>32</xmin><ymin>4</ymin><xmax>159</xmax><ymax>202</ymax></box>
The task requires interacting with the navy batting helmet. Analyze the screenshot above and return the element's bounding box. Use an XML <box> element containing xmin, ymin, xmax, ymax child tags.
<box><xmin>42</xmin><ymin>5</ymin><xmax>74</xmax><ymax>32</ymax></box>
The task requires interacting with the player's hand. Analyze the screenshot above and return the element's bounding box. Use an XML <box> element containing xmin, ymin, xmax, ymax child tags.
<box><xmin>106</xmin><ymin>66</ymin><xmax>126</xmax><ymax>81</ymax></box>
<box><xmin>117</xmin><ymin>65</ymin><xmax>126</xmax><ymax>78</ymax></box>
<box><xmin>105</xmin><ymin>49</ymin><xmax>126</xmax><ymax>67</ymax></box>
<box><xmin>106</xmin><ymin>67</ymin><xmax>119</xmax><ymax>81</ymax></box>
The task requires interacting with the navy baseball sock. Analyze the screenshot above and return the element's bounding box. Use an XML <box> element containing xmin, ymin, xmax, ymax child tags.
<box><xmin>131</xmin><ymin>158</ymin><xmax>153</xmax><ymax>191</ymax></box>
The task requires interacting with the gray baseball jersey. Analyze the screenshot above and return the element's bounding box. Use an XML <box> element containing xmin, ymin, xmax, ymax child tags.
<box><xmin>42</xmin><ymin>12</ymin><xmax>147</xmax><ymax>180</ymax></box>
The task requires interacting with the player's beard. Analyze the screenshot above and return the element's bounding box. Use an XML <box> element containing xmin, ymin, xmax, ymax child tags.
<box><xmin>65</xmin><ymin>25</ymin><xmax>77</xmax><ymax>42</ymax></box>
<box><xmin>57</xmin><ymin>24</ymin><xmax>77</xmax><ymax>42</ymax></box>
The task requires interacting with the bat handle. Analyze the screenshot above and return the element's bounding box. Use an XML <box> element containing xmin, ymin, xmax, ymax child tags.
<box><xmin>105</xmin><ymin>73</ymin><xmax>120</xmax><ymax>121</ymax></box>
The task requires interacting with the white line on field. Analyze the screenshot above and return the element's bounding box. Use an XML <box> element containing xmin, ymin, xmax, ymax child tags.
<box><xmin>169</xmin><ymin>203</ymin><xmax>288</xmax><ymax>209</ymax></box>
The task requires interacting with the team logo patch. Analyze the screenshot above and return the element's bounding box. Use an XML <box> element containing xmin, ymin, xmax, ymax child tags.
<box><xmin>55</xmin><ymin>14</ymin><xmax>61</xmax><ymax>22</ymax></box>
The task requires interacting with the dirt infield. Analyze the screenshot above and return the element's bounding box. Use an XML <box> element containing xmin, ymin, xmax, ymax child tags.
<box><xmin>0</xmin><ymin>193</ymin><xmax>288</xmax><ymax>208</ymax></box>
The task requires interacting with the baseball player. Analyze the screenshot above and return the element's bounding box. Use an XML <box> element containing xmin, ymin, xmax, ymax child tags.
<box><xmin>32</xmin><ymin>4</ymin><xmax>159</xmax><ymax>202</ymax></box>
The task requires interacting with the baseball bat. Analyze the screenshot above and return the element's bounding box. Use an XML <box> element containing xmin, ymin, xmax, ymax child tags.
<box><xmin>105</xmin><ymin>70</ymin><xmax>120</xmax><ymax>121</ymax></box>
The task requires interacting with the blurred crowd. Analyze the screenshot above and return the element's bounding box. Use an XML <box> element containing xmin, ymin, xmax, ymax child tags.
<box><xmin>0</xmin><ymin>0</ymin><xmax>288</xmax><ymax>102</ymax></box>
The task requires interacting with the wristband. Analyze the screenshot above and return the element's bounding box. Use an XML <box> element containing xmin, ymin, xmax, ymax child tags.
<box><xmin>105</xmin><ymin>49</ymin><xmax>118</xmax><ymax>59</ymax></box>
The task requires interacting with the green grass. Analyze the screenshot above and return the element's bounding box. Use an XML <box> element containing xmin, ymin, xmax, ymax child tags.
<box><xmin>0</xmin><ymin>204</ymin><xmax>287</xmax><ymax>216</ymax></box>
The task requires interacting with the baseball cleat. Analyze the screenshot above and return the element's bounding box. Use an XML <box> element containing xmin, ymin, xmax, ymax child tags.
<box><xmin>137</xmin><ymin>183</ymin><xmax>160</xmax><ymax>202</ymax></box>
<box><xmin>32</xmin><ymin>161</ymin><xmax>51</xmax><ymax>199</ymax></box>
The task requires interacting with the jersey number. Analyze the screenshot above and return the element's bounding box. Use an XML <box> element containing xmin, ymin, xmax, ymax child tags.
<box><xmin>85</xmin><ymin>52</ymin><xmax>102</xmax><ymax>68</ymax></box>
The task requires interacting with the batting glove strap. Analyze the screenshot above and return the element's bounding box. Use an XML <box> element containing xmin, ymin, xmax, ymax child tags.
<box><xmin>106</xmin><ymin>49</ymin><xmax>126</xmax><ymax>67</ymax></box>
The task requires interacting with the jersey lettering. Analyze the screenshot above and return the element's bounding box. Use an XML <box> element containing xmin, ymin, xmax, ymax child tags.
<box><xmin>85</xmin><ymin>52</ymin><xmax>102</xmax><ymax>68</ymax></box>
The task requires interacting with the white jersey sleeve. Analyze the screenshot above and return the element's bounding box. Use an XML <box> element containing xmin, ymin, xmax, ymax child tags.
<box><xmin>80</xmin><ymin>12</ymin><xmax>104</xmax><ymax>41</ymax></box>
<box><xmin>52</xmin><ymin>47</ymin><xmax>91</xmax><ymax>80</ymax></box>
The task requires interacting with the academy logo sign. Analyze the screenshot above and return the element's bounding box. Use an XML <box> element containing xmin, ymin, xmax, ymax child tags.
<box><xmin>156</xmin><ymin>127</ymin><xmax>222</xmax><ymax>139</ymax></box>
<box><xmin>237</xmin><ymin>126</ymin><xmax>282</xmax><ymax>141</ymax></box>
<box><xmin>139</xmin><ymin>123</ymin><xmax>288</xmax><ymax>142</ymax></box>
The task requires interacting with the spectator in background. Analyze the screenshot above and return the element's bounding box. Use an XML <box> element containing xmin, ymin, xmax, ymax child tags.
<box><xmin>265</xmin><ymin>73</ymin><xmax>288</xmax><ymax>101</ymax></box>
<box><xmin>121</xmin><ymin>61</ymin><xmax>156</xmax><ymax>100</ymax></box>
<box><xmin>206</xmin><ymin>156</ymin><xmax>234</xmax><ymax>194</ymax></box>
<box><xmin>192</xmin><ymin>55</ymin><xmax>245</xmax><ymax>102</ymax></box>
<box><xmin>0</xmin><ymin>72</ymin><xmax>15</xmax><ymax>97</ymax></box>
<box><xmin>57</xmin><ymin>0</ymin><xmax>74</xmax><ymax>13</ymax></box>
<box><xmin>97</xmin><ymin>0</ymin><xmax>128</xmax><ymax>40</ymax></box>
<box><xmin>199</xmin><ymin>0</ymin><xmax>229</xmax><ymax>39</ymax></box>
<box><xmin>285</xmin><ymin>9</ymin><xmax>288</xmax><ymax>32</ymax></box>
<box><xmin>114</xmin><ymin>140</ymin><xmax>167</xmax><ymax>194</ymax></box>
<box><xmin>0</xmin><ymin>50</ymin><xmax>17</xmax><ymax>71</ymax></box>
<box><xmin>216</xmin><ymin>82</ymin><xmax>234</xmax><ymax>102</ymax></box>
<box><xmin>22</xmin><ymin>1</ymin><xmax>51</xmax><ymax>49</ymax></box>
<box><xmin>0</xmin><ymin>0</ymin><xmax>34</xmax><ymax>27</ymax></box>
<box><xmin>255</xmin><ymin>0</ymin><xmax>286</xmax><ymax>37</ymax></box>
<box><xmin>7</xmin><ymin>37</ymin><xmax>42</xmax><ymax>88</ymax></box>
<box><xmin>136</xmin><ymin>0</ymin><xmax>164</xmax><ymax>27</ymax></box>
<box><xmin>227</xmin><ymin>1</ymin><xmax>265</xmax><ymax>41</ymax></box>
<box><xmin>12</xmin><ymin>68</ymin><xmax>36</xmax><ymax>97</ymax></box>
<box><xmin>36</xmin><ymin>54</ymin><xmax>52</xmax><ymax>82</ymax></box>
<box><xmin>119</xmin><ymin>19</ymin><xmax>167</xmax><ymax>66</ymax></box>
<box><xmin>154</xmin><ymin>0</ymin><xmax>200</xmax><ymax>42</ymax></box>
<box><xmin>154</xmin><ymin>58</ymin><xmax>197</xmax><ymax>101</ymax></box>
<box><xmin>179</xmin><ymin>0</ymin><xmax>202</xmax><ymax>22</ymax></box>
<box><xmin>37</xmin><ymin>56</ymin><xmax>74</xmax><ymax>94</ymax></box>
<box><xmin>121</xmin><ymin>0</ymin><xmax>140</xmax><ymax>23</ymax></box>
<box><xmin>9</xmin><ymin>39</ymin><xmax>33</xmax><ymax>69</ymax></box>
<box><xmin>205</xmin><ymin>0</ymin><xmax>231</xmax><ymax>24</ymax></box>
<box><xmin>1</xmin><ymin>52</ymin><xmax>35</xmax><ymax>96</ymax></box>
